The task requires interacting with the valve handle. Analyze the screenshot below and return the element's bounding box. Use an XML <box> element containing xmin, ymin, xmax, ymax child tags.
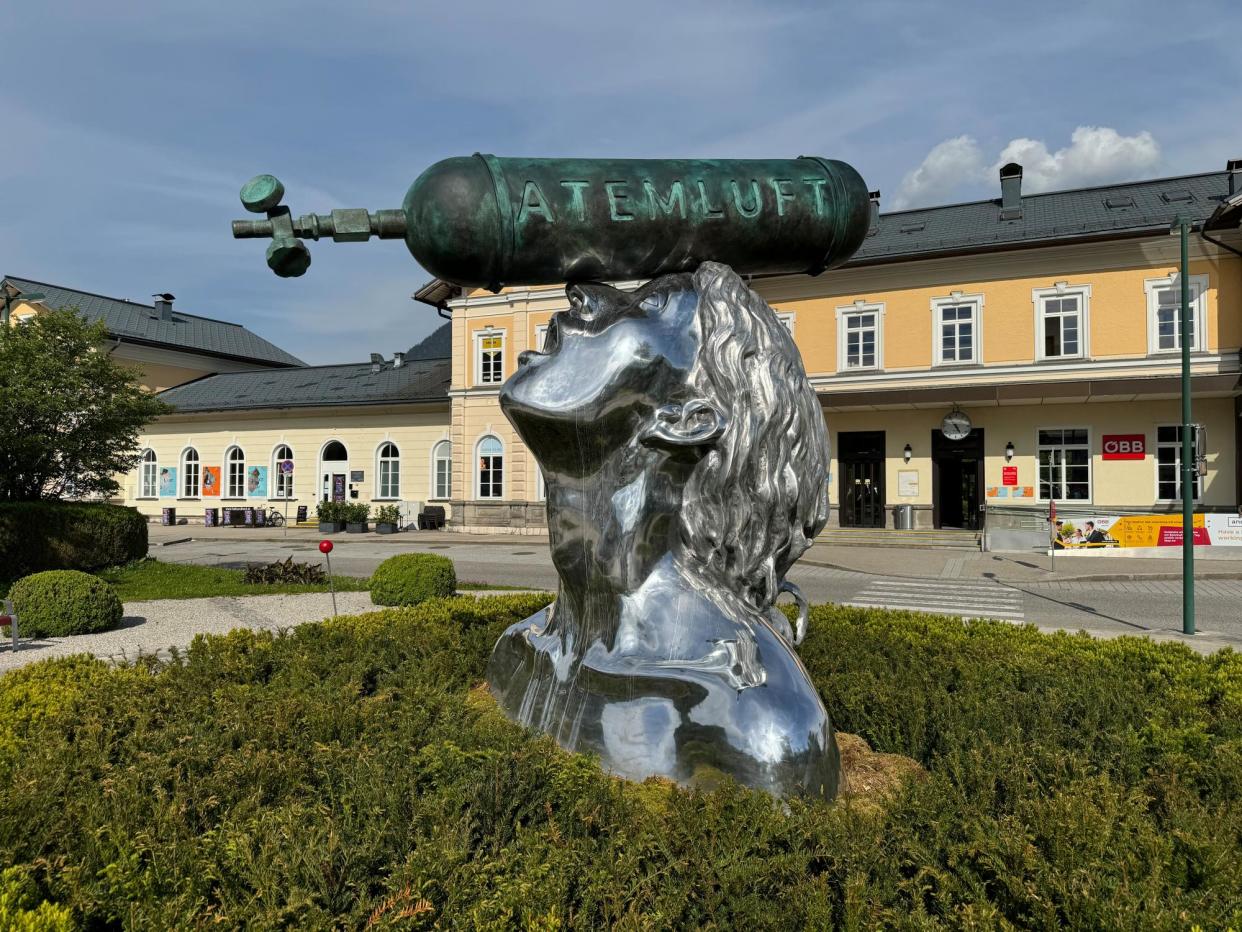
<box><xmin>232</xmin><ymin>174</ymin><xmax>406</xmax><ymax>278</ymax></box>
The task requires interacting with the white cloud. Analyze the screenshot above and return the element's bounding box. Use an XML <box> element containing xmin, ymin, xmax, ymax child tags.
<box><xmin>892</xmin><ymin>135</ymin><xmax>985</xmax><ymax>210</ymax></box>
<box><xmin>892</xmin><ymin>126</ymin><xmax>1163</xmax><ymax>210</ymax></box>
<box><xmin>993</xmin><ymin>126</ymin><xmax>1161</xmax><ymax>193</ymax></box>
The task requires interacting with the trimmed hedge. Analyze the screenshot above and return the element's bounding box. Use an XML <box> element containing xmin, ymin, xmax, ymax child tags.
<box><xmin>369</xmin><ymin>552</ymin><xmax>456</xmax><ymax>606</ymax></box>
<box><xmin>0</xmin><ymin>502</ymin><xmax>147</xmax><ymax>579</ymax></box>
<box><xmin>8</xmin><ymin>570</ymin><xmax>123</xmax><ymax>637</ymax></box>
<box><xmin>0</xmin><ymin>598</ymin><xmax>1238</xmax><ymax>928</ymax></box>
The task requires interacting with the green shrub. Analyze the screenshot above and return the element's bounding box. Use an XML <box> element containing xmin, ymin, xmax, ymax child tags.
<box><xmin>0</xmin><ymin>502</ymin><xmax>146</xmax><ymax>579</ymax></box>
<box><xmin>374</xmin><ymin>504</ymin><xmax>401</xmax><ymax>525</ymax></box>
<box><xmin>369</xmin><ymin>552</ymin><xmax>456</xmax><ymax>605</ymax></box>
<box><xmin>8</xmin><ymin>570</ymin><xmax>123</xmax><ymax>637</ymax></box>
<box><xmin>315</xmin><ymin>501</ymin><xmax>345</xmax><ymax>523</ymax></box>
<box><xmin>0</xmin><ymin>599</ymin><xmax>1238</xmax><ymax>928</ymax></box>
<box><xmin>345</xmin><ymin>502</ymin><xmax>370</xmax><ymax>524</ymax></box>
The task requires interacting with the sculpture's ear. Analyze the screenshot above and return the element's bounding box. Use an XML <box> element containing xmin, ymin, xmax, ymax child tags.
<box><xmin>640</xmin><ymin>399</ymin><xmax>727</xmax><ymax>453</ymax></box>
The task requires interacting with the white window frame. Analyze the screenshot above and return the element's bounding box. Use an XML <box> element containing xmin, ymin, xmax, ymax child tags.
<box><xmin>834</xmin><ymin>301</ymin><xmax>884</xmax><ymax>372</ymax></box>
<box><xmin>775</xmin><ymin>311</ymin><xmax>795</xmax><ymax>336</ymax></box>
<box><xmin>430</xmin><ymin>440</ymin><xmax>452</xmax><ymax>500</ymax></box>
<box><xmin>534</xmin><ymin>323</ymin><xmax>549</xmax><ymax>353</ymax></box>
<box><xmin>476</xmin><ymin>435</ymin><xmax>504</xmax><ymax>500</ymax></box>
<box><xmin>181</xmin><ymin>447</ymin><xmax>200</xmax><ymax>498</ymax></box>
<box><xmin>1154</xmin><ymin>424</ymin><xmax>1203</xmax><ymax>502</ymax></box>
<box><xmin>930</xmin><ymin>292</ymin><xmax>984</xmax><ymax>367</ymax></box>
<box><xmin>271</xmin><ymin>444</ymin><xmax>294</xmax><ymax>499</ymax></box>
<box><xmin>1032</xmin><ymin>282</ymin><xmax>1091</xmax><ymax>362</ymax></box>
<box><xmin>224</xmin><ymin>445</ymin><xmax>246</xmax><ymax>499</ymax></box>
<box><xmin>1145</xmin><ymin>273</ymin><xmax>1207</xmax><ymax>355</ymax></box>
<box><xmin>475</xmin><ymin>328</ymin><xmax>506</xmax><ymax>386</ymax></box>
<box><xmin>375</xmin><ymin>441</ymin><xmax>400</xmax><ymax>500</ymax></box>
<box><xmin>1035</xmin><ymin>426</ymin><xmax>1092</xmax><ymax>503</ymax></box>
<box><xmin>140</xmin><ymin>449</ymin><xmax>158</xmax><ymax>498</ymax></box>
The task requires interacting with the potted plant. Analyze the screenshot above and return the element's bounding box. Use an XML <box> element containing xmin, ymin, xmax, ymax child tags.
<box><xmin>317</xmin><ymin>500</ymin><xmax>345</xmax><ymax>534</ymax></box>
<box><xmin>374</xmin><ymin>504</ymin><xmax>402</xmax><ymax>535</ymax></box>
<box><xmin>345</xmin><ymin>502</ymin><xmax>370</xmax><ymax>534</ymax></box>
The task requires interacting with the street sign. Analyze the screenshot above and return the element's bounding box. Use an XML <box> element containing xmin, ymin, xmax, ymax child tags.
<box><xmin>280</xmin><ymin>459</ymin><xmax>294</xmax><ymax>474</ymax></box>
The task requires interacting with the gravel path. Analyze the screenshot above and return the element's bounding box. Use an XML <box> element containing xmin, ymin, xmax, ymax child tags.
<box><xmin>0</xmin><ymin>591</ymin><xmax>378</xmax><ymax>674</ymax></box>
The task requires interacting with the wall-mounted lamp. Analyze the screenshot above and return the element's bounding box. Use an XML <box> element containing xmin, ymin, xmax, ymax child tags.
<box><xmin>1005</xmin><ymin>441</ymin><xmax>1015</xmax><ymax>462</ymax></box>
<box><xmin>903</xmin><ymin>443</ymin><xmax>913</xmax><ymax>464</ymax></box>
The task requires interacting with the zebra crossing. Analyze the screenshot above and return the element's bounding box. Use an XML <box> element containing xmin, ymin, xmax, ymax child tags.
<box><xmin>842</xmin><ymin>577</ymin><xmax>1026</xmax><ymax>622</ymax></box>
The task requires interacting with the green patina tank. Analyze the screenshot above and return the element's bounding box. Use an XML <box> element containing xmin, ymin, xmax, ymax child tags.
<box><xmin>232</xmin><ymin>155</ymin><xmax>870</xmax><ymax>289</ymax></box>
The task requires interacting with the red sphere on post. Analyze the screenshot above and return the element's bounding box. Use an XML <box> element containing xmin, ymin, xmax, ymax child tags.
<box><xmin>319</xmin><ymin>540</ymin><xmax>333</xmax><ymax>554</ymax></box>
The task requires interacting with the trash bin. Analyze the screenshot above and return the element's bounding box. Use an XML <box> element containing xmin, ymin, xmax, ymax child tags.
<box><xmin>893</xmin><ymin>504</ymin><xmax>913</xmax><ymax>530</ymax></box>
<box><xmin>204</xmin><ymin>508</ymin><xmax>218</xmax><ymax>528</ymax></box>
<box><xmin>161</xmin><ymin>507</ymin><xmax>177</xmax><ymax>526</ymax></box>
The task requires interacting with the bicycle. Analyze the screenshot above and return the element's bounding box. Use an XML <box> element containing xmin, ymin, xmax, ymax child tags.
<box><xmin>261</xmin><ymin>506</ymin><xmax>285</xmax><ymax>527</ymax></box>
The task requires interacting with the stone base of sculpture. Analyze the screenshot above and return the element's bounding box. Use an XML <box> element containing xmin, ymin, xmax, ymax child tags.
<box><xmin>485</xmin><ymin>262</ymin><xmax>840</xmax><ymax>800</ymax></box>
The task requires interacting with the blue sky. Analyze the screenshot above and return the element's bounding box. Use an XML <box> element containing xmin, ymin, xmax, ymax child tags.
<box><xmin>2</xmin><ymin>0</ymin><xmax>1238</xmax><ymax>364</ymax></box>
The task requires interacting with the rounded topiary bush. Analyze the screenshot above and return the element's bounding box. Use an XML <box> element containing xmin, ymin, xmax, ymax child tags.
<box><xmin>369</xmin><ymin>553</ymin><xmax>457</xmax><ymax>606</ymax></box>
<box><xmin>9</xmin><ymin>570</ymin><xmax>123</xmax><ymax>637</ymax></box>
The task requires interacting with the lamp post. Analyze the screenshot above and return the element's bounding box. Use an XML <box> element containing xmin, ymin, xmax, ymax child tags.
<box><xmin>1</xmin><ymin>285</ymin><xmax>46</xmax><ymax>327</ymax></box>
<box><xmin>1173</xmin><ymin>217</ymin><xmax>1195</xmax><ymax>635</ymax></box>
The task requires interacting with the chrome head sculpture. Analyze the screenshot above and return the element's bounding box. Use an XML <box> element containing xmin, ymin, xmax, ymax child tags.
<box><xmin>487</xmin><ymin>261</ymin><xmax>839</xmax><ymax>799</ymax></box>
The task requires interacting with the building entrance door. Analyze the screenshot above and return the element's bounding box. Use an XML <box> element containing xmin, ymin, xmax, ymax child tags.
<box><xmin>838</xmin><ymin>431</ymin><xmax>886</xmax><ymax>528</ymax></box>
<box><xmin>932</xmin><ymin>428</ymin><xmax>984</xmax><ymax>529</ymax></box>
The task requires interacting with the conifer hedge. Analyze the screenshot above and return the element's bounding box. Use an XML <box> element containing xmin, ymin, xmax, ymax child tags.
<box><xmin>0</xmin><ymin>596</ymin><xmax>1237</xmax><ymax>928</ymax></box>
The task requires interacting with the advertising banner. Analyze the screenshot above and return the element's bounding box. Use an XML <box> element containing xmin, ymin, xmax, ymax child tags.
<box><xmin>1054</xmin><ymin>513</ymin><xmax>1242</xmax><ymax>548</ymax></box>
<box><xmin>158</xmin><ymin>467</ymin><xmax>177</xmax><ymax>497</ymax></box>
<box><xmin>202</xmin><ymin>467</ymin><xmax>221</xmax><ymax>497</ymax></box>
<box><xmin>247</xmin><ymin>465</ymin><xmax>267</xmax><ymax>497</ymax></box>
<box><xmin>1101</xmin><ymin>434</ymin><xmax>1146</xmax><ymax>460</ymax></box>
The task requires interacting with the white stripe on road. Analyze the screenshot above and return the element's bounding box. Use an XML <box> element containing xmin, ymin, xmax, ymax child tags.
<box><xmin>842</xmin><ymin>576</ymin><xmax>1026</xmax><ymax>622</ymax></box>
<box><xmin>842</xmin><ymin>601</ymin><xmax>1026</xmax><ymax>622</ymax></box>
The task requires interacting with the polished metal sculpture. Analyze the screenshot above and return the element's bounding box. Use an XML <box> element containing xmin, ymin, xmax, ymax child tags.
<box><xmin>487</xmin><ymin>262</ymin><xmax>840</xmax><ymax>799</ymax></box>
<box><xmin>231</xmin><ymin>153</ymin><xmax>872</xmax><ymax>800</ymax></box>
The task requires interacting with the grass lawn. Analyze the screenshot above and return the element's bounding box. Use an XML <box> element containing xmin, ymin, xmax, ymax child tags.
<box><xmin>96</xmin><ymin>558</ymin><xmax>370</xmax><ymax>601</ymax></box>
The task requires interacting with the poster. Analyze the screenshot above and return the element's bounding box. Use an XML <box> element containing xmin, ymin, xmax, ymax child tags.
<box><xmin>202</xmin><ymin>466</ymin><xmax>221</xmax><ymax>497</ymax></box>
<box><xmin>158</xmin><ymin>466</ymin><xmax>177</xmax><ymax>497</ymax></box>
<box><xmin>897</xmin><ymin>470</ymin><xmax>919</xmax><ymax>497</ymax></box>
<box><xmin>1002</xmin><ymin>466</ymin><xmax>1018</xmax><ymax>486</ymax></box>
<box><xmin>1051</xmin><ymin>512</ymin><xmax>1242</xmax><ymax>548</ymax></box>
<box><xmin>247</xmin><ymin>465</ymin><xmax>267</xmax><ymax>497</ymax></box>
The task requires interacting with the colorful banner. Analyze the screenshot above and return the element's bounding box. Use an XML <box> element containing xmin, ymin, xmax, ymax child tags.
<box><xmin>1054</xmin><ymin>513</ymin><xmax>1242</xmax><ymax>548</ymax></box>
<box><xmin>247</xmin><ymin>465</ymin><xmax>267</xmax><ymax>497</ymax></box>
<box><xmin>202</xmin><ymin>466</ymin><xmax>221</xmax><ymax>497</ymax></box>
<box><xmin>158</xmin><ymin>466</ymin><xmax>177</xmax><ymax>497</ymax></box>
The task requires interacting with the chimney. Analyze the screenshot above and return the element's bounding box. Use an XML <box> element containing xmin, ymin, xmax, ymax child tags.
<box><xmin>392</xmin><ymin>351</ymin><xmax>405</xmax><ymax>369</ymax></box>
<box><xmin>152</xmin><ymin>293</ymin><xmax>175</xmax><ymax>321</ymax></box>
<box><xmin>867</xmin><ymin>190</ymin><xmax>881</xmax><ymax>236</ymax></box>
<box><xmin>1228</xmin><ymin>158</ymin><xmax>1241</xmax><ymax>197</ymax></box>
<box><xmin>999</xmin><ymin>163</ymin><xmax>1023</xmax><ymax>220</ymax></box>
<box><xmin>369</xmin><ymin>352</ymin><xmax>383</xmax><ymax>373</ymax></box>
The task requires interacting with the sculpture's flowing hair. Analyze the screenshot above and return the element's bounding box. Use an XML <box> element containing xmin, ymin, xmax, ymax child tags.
<box><xmin>679</xmin><ymin>261</ymin><xmax>830</xmax><ymax>610</ymax></box>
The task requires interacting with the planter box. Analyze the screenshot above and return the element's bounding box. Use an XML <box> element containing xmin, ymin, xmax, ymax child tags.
<box><xmin>346</xmin><ymin>522</ymin><xmax>369</xmax><ymax>534</ymax></box>
<box><xmin>318</xmin><ymin>521</ymin><xmax>344</xmax><ymax>533</ymax></box>
<box><xmin>375</xmin><ymin>522</ymin><xmax>398</xmax><ymax>535</ymax></box>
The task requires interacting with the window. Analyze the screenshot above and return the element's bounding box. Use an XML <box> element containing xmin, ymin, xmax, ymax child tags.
<box><xmin>477</xmin><ymin>436</ymin><xmax>503</xmax><ymax>499</ymax></box>
<box><xmin>181</xmin><ymin>448</ymin><xmax>200</xmax><ymax>497</ymax></box>
<box><xmin>225</xmin><ymin>446</ymin><xmax>246</xmax><ymax>498</ymax></box>
<box><xmin>1033</xmin><ymin>284</ymin><xmax>1090</xmax><ymax>360</ymax></box>
<box><xmin>1146</xmin><ymin>274</ymin><xmax>1207</xmax><ymax>354</ymax></box>
<box><xmin>1156</xmin><ymin>426</ymin><xmax>1203</xmax><ymax>501</ymax></box>
<box><xmin>932</xmin><ymin>294</ymin><xmax>982</xmax><ymax>366</ymax></box>
<box><xmin>140</xmin><ymin>449</ymin><xmax>158</xmax><ymax>498</ymax></box>
<box><xmin>1037</xmin><ymin>429</ymin><xmax>1091</xmax><ymax>501</ymax></box>
<box><xmin>775</xmin><ymin>312</ymin><xmax>795</xmax><ymax>335</ymax></box>
<box><xmin>432</xmin><ymin>441</ymin><xmax>452</xmax><ymax>499</ymax></box>
<box><xmin>836</xmin><ymin>303</ymin><xmax>883</xmax><ymax>371</ymax></box>
<box><xmin>534</xmin><ymin>324</ymin><xmax>549</xmax><ymax>352</ymax></box>
<box><xmin>376</xmin><ymin>442</ymin><xmax>400</xmax><ymax>499</ymax></box>
<box><xmin>476</xmin><ymin>330</ymin><xmax>505</xmax><ymax>385</ymax></box>
<box><xmin>272</xmin><ymin>445</ymin><xmax>294</xmax><ymax>498</ymax></box>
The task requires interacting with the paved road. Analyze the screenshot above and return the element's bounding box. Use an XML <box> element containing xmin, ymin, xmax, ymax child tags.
<box><xmin>150</xmin><ymin>535</ymin><xmax>1242</xmax><ymax>653</ymax></box>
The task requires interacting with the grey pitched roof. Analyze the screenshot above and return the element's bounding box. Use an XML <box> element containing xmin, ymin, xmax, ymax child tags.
<box><xmin>157</xmin><ymin>356</ymin><xmax>450</xmax><ymax>413</ymax></box>
<box><xmin>2</xmin><ymin>277</ymin><xmax>306</xmax><ymax>367</ymax></box>
<box><xmin>850</xmin><ymin>170</ymin><xmax>1234</xmax><ymax>267</ymax></box>
<box><xmin>406</xmin><ymin>322</ymin><xmax>451</xmax><ymax>360</ymax></box>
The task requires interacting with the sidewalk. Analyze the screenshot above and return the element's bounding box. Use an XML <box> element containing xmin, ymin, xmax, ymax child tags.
<box><xmin>148</xmin><ymin>523</ymin><xmax>546</xmax><ymax>548</ymax></box>
<box><xmin>802</xmin><ymin>544</ymin><xmax>1242</xmax><ymax>583</ymax></box>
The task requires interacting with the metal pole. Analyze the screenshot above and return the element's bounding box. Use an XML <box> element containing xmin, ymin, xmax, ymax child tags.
<box><xmin>1179</xmin><ymin>218</ymin><xmax>1195</xmax><ymax>635</ymax></box>
<box><xmin>325</xmin><ymin>552</ymin><xmax>338</xmax><ymax>617</ymax></box>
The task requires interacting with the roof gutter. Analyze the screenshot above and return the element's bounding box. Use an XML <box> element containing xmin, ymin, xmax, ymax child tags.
<box><xmin>1200</xmin><ymin>192</ymin><xmax>1242</xmax><ymax>260</ymax></box>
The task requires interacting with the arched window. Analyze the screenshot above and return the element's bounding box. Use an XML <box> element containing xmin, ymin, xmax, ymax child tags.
<box><xmin>225</xmin><ymin>446</ymin><xmax>246</xmax><ymax>498</ymax></box>
<box><xmin>272</xmin><ymin>444</ymin><xmax>294</xmax><ymax>499</ymax></box>
<box><xmin>477</xmin><ymin>436</ymin><xmax>503</xmax><ymax>499</ymax></box>
<box><xmin>140</xmin><ymin>449</ymin><xmax>158</xmax><ymax>498</ymax></box>
<box><xmin>181</xmin><ymin>448</ymin><xmax>200</xmax><ymax>497</ymax></box>
<box><xmin>377</xmin><ymin>442</ymin><xmax>400</xmax><ymax>499</ymax></box>
<box><xmin>432</xmin><ymin>440</ymin><xmax>452</xmax><ymax>499</ymax></box>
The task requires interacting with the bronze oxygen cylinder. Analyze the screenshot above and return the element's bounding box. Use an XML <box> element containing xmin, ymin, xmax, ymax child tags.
<box><xmin>232</xmin><ymin>155</ymin><xmax>871</xmax><ymax>289</ymax></box>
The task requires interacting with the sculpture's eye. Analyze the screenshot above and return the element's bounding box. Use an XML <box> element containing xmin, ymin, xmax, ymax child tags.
<box><xmin>639</xmin><ymin>291</ymin><xmax>667</xmax><ymax>313</ymax></box>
